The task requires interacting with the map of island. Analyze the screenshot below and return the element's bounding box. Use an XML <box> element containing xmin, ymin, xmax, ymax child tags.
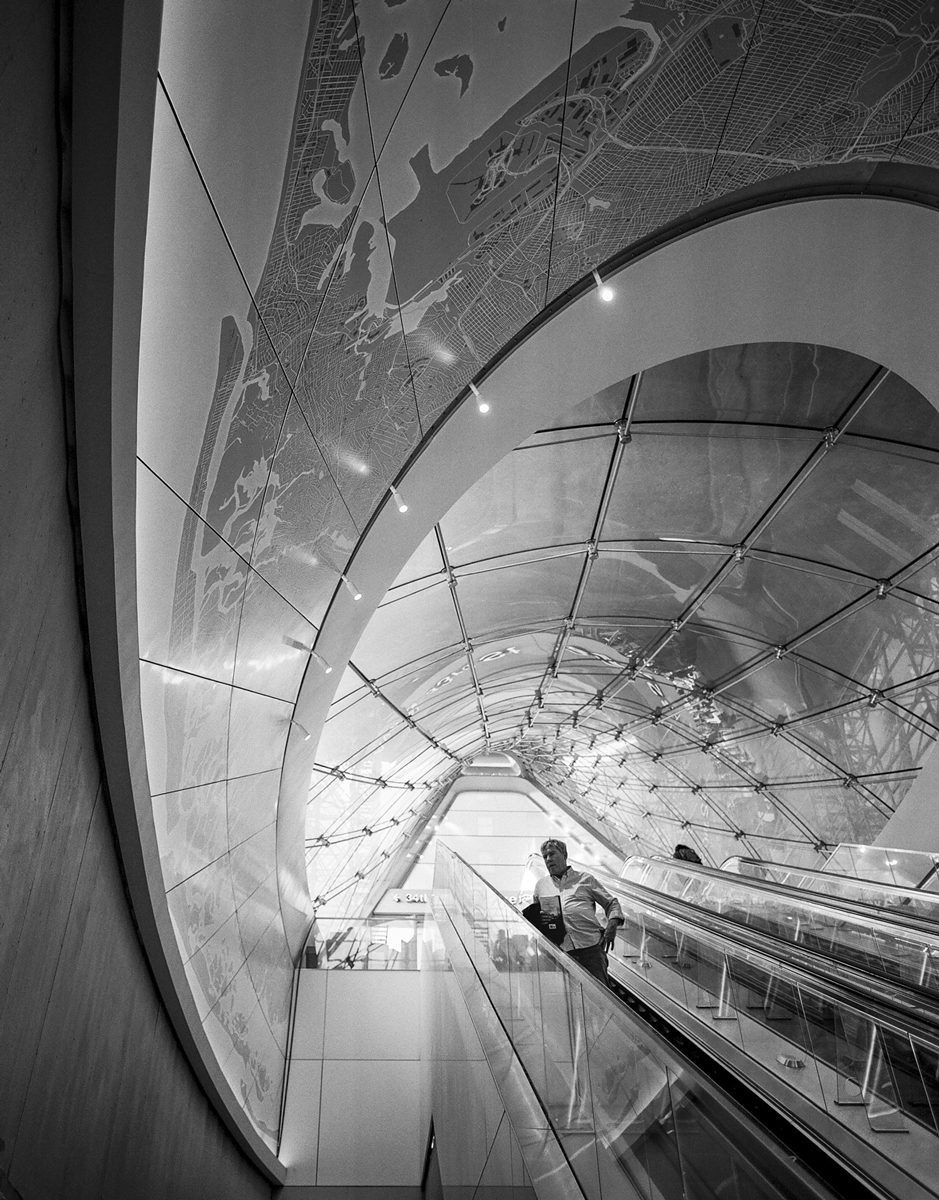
<box><xmin>434</xmin><ymin>53</ymin><xmax>473</xmax><ymax>97</ymax></box>
<box><xmin>380</xmin><ymin>31</ymin><xmax>408</xmax><ymax>79</ymax></box>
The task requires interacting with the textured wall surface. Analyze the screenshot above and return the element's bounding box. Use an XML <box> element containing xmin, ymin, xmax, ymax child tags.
<box><xmin>0</xmin><ymin>4</ymin><xmax>271</xmax><ymax>1197</ymax></box>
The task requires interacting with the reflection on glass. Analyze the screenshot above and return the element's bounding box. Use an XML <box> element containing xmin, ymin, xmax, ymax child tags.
<box><xmin>302</xmin><ymin>916</ymin><xmax>425</xmax><ymax>970</ymax></box>
<box><xmin>440</xmin><ymin>435</ymin><xmax>612</xmax><ymax>566</ymax></box>
<box><xmin>726</xmin><ymin>856</ymin><xmax>939</xmax><ymax>921</ymax></box>
<box><xmin>618</xmin><ymin>857</ymin><xmax>939</xmax><ymax>998</ymax></box>
<box><xmin>693</xmin><ymin>554</ymin><xmax>868</xmax><ymax>652</ymax></box>
<box><xmin>753</xmin><ymin>440</ymin><xmax>939</xmax><ymax>581</ymax></box>
<box><xmin>317</xmin><ymin>691</ymin><xmax>409</xmax><ymax>770</ymax></box>
<box><xmin>798</xmin><ymin>594</ymin><xmax>939</xmax><ymax>694</ymax></box>
<box><xmin>456</xmin><ymin>557</ymin><xmax>582</xmax><ymax>639</ymax></box>
<box><xmin>579</xmin><ymin>552</ymin><xmax>714</xmax><ymax>623</ymax></box>
<box><xmin>601</xmin><ymin>430</ymin><xmax>811</xmax><ymax>545</ymax></box>
<box><xmin>631</xmin><ymin>344</ymin><xmax>875</xmax><ymax>428</ymax></box>
<box><xmin>823</xmin><ymin>844</ymin><xmax>939</xmax><ymax>890</ymax></box>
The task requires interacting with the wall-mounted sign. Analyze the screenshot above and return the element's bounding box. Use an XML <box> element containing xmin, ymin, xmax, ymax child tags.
<box><xmin>373</xmin><ymin>889</ymin><xmax>431</xmax><ymax>913</ymax></box>
<box><xmin>374</xmin><ymin>888</ymin><xmax>527</xmax><ymax>914</ymax></box>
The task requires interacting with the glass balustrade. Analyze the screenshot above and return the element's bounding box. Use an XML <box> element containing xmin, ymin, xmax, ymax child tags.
<box><xmin>723</xmin><ymin>856</ymin><xmax>939</xmax><ymax>921</ymax></box>
<box><xmin>821</xmin><ymin>845</ymin><xmax>939</xmax><ymax>890</ymax></box>
<box><xmin>604</xmin><ymin>881</ymin><xmax>939</xmax><ymax>1198</ymax></box>
<box><xmin>300</xmin><ymin>915</ymin><xmax>426</xmax><ymax>969</ymax></box>
<box><xmin>617</xmin><ymin>857</ymin><xmax>939</xmax><ymax>998</ymax></box>
<box><xmin>433</xmin><ymin>843</ymin><xmax>849</xmax><ymax>1200</ymax></box>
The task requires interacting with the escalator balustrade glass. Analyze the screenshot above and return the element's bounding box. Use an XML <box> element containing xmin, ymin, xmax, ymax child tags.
<box><xmin>434</xmin><ymin>844</ymin><xmax>856</xmax><ymax>1200</ymax></box>
<box><xmin>723</xmin><ymin>857</ymin><xmax>939</xmax><ymax>923</ymax></box>
<box><xmin>597</xmin><ymin>874</ymin><xmax>939</xmax><ymax>1199</ymax></box>
<box><xmin>619</xmin><ymin>857</ymin><xmax>939</xmax><ymax>998</ymax></box>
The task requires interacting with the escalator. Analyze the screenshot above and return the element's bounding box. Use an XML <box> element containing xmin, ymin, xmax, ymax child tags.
<box><xmin>616</xmin><ymin>856</ymin><xmax>939</xmax><ymax>996</ymax></box>
<box><xmin>431</xmin><ymin>843</ymin><xmax>939</xmax><ymax>1200</ymax></box>
<box><xmin>723</xmin><ymin>855</ymin><xmax>939</xmax><ymax>923</ymax></box>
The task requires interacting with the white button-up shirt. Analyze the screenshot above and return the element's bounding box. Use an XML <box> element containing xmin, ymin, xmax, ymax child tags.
<box><xmin>533</xmin><ymin>867</ymin><xmax>624</xmax><ymax>951</ymax></box>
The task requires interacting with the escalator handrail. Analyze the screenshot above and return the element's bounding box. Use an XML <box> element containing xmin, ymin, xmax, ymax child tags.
<box><xmin>437</xmin><ymin>845</ymin><xmax>926</xmax><ymax>1200</ymax></box>
<box><xmin>625</xmin><ymin>854</ymin><xmax>939</xmax><ymax>941</ymax></box>
<box><xmin>573</xmin><ymin>862</ymin><xmax>939</xmax><ymax>1045</ymax></box>
<box><xmin>434</xmin><ymin>843</ymin><xmax>856</xmax><ymax>1200</ymax></box>
<box><xmin>429</xmin><ymin>877</ymin><xmax>589</xmax><ymax>1200</ymax></box>
<box><xmin>722</xmin><ymin>855</ymin><xmax>939</xmax><ymax>915</ymax></box>
<box><xmin>439</xmin><ymin>842</ymin><xmax>617</xmax><ymax>998</ymax></box>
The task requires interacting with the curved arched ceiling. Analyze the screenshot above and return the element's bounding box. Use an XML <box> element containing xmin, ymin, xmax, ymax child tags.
<box><xmin>128</xmin><ymin>0</ymin><xmax>939</xmax><ymax>1158</ymax></box>
<box><xmin>307</xmin><ymin>340</ymin><xmax>939</xmax><ymax>910</ymax></box>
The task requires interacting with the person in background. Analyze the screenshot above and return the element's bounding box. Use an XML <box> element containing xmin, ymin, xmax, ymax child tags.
<box><xmin>673</xmin><ymin>843</ymin><xmax>703</xmax><ymax>864</ymax></box>
<box><xmin>534</xmin><ymin>838</ymin><xmax>623</xmax><ymax>986</ymax></box>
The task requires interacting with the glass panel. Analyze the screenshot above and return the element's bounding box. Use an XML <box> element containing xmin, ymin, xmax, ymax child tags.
<box><xmin>140</xmin><ymin>662</ymin><xmax>231</xmax><ymax>794</ymax></box>
<box><xmin>153</xmin><ymin>781</ymin><xmax>229</xmax><ymax>890</ymax></box>
<box><xmin>303</xmin><ymin>916</ymin><xmax>426</xmax><ymax>970</ymax></box>
<box><xmin>885</xmin><ymin>679</ymin><xmax>939</xmax><ymax>745</ymax></box>
<box><xmin>351</xmin><ymin>0</ymin><xmax>452</xmax><ymax>153</ymax></box>
<box><xmin>716</xmin><ymin>731</ymin><xmax>836</xmax><ymax>785</ymax></box>
<box><xmin>632</xmin><ymin>343</ymin><xmax>876</xmax><ymax>427</ymax></box>
<box><xmin>765</xmin><ymin>782</ymin><xmax>886</xmax><ymax>845</ymax></box>
<box><xmin>158</xmin><ymin>0</ymin><xmax>316</xmax><ymax>276</ymax></box>
<box><xmin>705</xmin><ymin>788</ymin><xmax>812</xmax><ymax>844</ymax></box>
<box><xmin>579</xmin><ymin>551</ymin><xmax>717</xmax><ymax>623</ymax></box>
<box><xmin>291</xmin><ymin>169</ymin><xmax>423</xmax><ymax>530</ymax></box>
<box><xmin>753</xmin><ymin>440</ymin><xmax>939</xmax><ymax>580</ymax></box>
<box><xmin>440</xmin><ymin>435</ymin><xmax>612</xmax><ymax>565</ymax></box>
<box><xmin>823</xmin><ymin>845</ymin><xmax>939</xmax><ymax>889</ymax></box>
<box><xmin>797</xmin><ymin>594</ymin><xmax>939</xmax><ymax>694</ymax></box>
<box><xmin>795</xmin><ymin>704</ymin><xmax>933</xmax><ymax>781</ymax></box>
<box><xmin>473</xmin><ymin>631</ymin><xmax>558</xmax><ymax>681</ymax></box>
<box><xmin>457</xmin><ymin>558</ymin><xmax>582</xmax><ymax>639</ymax></box>
<box><xmin>234</xmin><ymin>567</ymin><xmax>319</xmax><ymax>700</ymax></box>
<box><xmin>601</xmin><ymin>429</ymin><xmax>812</xmax><ymax>544</ymax></box>
<box><xmin>378</xmin><ymin>0</ymin><xmax>580</xmax><ymax>428</ymax></box>
<box><xmin>228</xmin><ymin>689</ymin><xmax>292</xmax><ymax>778</ymax></box>
<box><xmin>352</xmin><ymin>725</ymin><xmax>442</xmax><ymax>780</ymax></box>
<box><xmin>140</xmin><ymin>89</ymin><xmax>282</xmax><ymax>540</ymax></box>
<box><xmin>851</xmin><ymin>371</ymin><xmax>939</xmax><ymax>452</ymax></box>
<box><xmin>317</xmin><ymin>692</ymin><xmax>408</xmax><ymax>769</ymax></box>
<box><xmin>251</xmin><ymin>398</ymin><xmax>362</xmax><ymax>626</ymax></box>
<box><xmin>376</xmin><ymin>646</ymin><xmax>470</xmax><ymax>708</ymax></box>
<box><xmin>719</xmin><ymin>654</ymin><xmax>864</xmax><ymax>722</ymax></box>
<box><xmin>651</xmin><ymin>626</ymin><xmax>767</xmax><ymax>691</ymax></box>
<box><xmin>351</xmin><ymin>580</ymin><xmax>463</xmax><ymax>680</ymax></box>
<box><xmin>695</xmin><ymin>555</ymin><xmax>869</xmax><ymax>649</ymax></box>
<box><xmin>899</xmin><ymin>556</ymin><xmax>939</xmax><ymax>603</ymax></box>
<box><xmin>137</xmin><ymin>462</ymin><xmax>242</xmax><ymax>683</ymax></box>
<box><xmin>392</xmin><ymin>659</ymin><xmax>479</xmax><ymax>718</ymax></box>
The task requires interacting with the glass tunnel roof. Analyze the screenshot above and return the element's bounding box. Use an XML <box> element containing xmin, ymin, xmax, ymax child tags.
<box><xmin>308</xmin><ymin>342</ymin><xmax>939</xmax><ymax>910</ymax></box>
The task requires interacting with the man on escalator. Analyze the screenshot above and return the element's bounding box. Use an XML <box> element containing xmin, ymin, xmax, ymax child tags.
<box><xmin>533</xmin><ymin>838</ymin><xmax>623</xmax><ymax>987</ymax></box>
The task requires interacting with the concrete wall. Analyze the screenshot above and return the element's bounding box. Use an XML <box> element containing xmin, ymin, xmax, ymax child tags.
<box><xmin>0</xmin><ymin>4</ymin><xmax>271</xmax><ymax>1197</ymax></box>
